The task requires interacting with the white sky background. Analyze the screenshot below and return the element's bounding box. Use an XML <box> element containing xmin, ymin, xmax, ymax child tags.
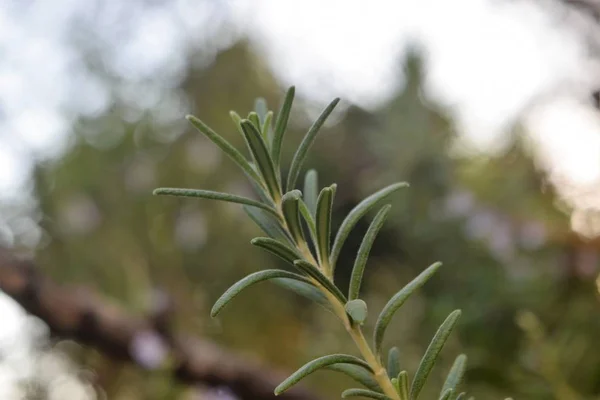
<box><xmin>0</xmin><ymin>0</ymin><xmax>600</xmax><ymax>397</ymax></box>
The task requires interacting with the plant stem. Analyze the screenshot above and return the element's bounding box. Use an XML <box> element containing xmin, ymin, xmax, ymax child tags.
<box><xmin>275</xmin><ymin>201</ymin><xmax>399</xmax><ymax>399</ymax></box>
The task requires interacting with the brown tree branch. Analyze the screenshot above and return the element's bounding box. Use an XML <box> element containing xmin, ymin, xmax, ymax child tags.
<box><xmin>0</xmin><ymin>250</ymin><xmax>321</xmax><ymax>400</ymax></box>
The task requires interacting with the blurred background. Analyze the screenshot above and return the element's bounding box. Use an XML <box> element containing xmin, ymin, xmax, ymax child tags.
<box><xmin>0</xmin><ymin>0</ymin><xmax>600</xmax><ymax>399</ymax></box>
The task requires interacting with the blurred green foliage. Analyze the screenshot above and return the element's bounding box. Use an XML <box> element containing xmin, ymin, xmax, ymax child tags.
<box><xmin>9</xmin><ymin>39</ymin><xmax>600</xmax><ymax>400</ymax></box>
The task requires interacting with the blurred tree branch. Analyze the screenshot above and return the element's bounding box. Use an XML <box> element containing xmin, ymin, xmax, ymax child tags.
<box><xmin>0</xmin><ymin>249</ymin><xmax>321</xmax><ymax>400</ymax></box>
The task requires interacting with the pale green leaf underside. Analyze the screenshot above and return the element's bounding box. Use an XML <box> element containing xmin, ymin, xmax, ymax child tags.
<box><xmin>275</xmin><ymin>354</ymin><xmax>372</xmax><ymax>395</ymax></box>
<box><xmin>251</xmin><ymin>237</ymin><xmax>302</xmax><ymax>265</ymax></box>
<box><xmin>325</xmin><ymin>364</ymin><xmax>382</xmax><ymax>392</ymax></box>
<box><xmin>153</xmin><ymin>188</ymin><xmax>279</xmax><ymax>219</ymax></box>
<box><xmin>303</xmin><ymin>169</ymin><xmax>319</xmax><ymax>216</ymax></box>
<box><xmin>211</xmin><ymin>270</ymin><xmax>311</xmax><ymax>317</ymax></box>
<box><xmin>272</xmin><ymin>277</ymin><xmax>334</xmax><ymax>313</ymax></box>
<box><xmin>293</xmin><ymin>260</ymin><xmax>347</xmax><ymax>303</ymax></box>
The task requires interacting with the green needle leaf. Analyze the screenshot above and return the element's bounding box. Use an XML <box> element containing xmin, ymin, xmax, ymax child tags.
<box><xmin>251</xmin><ymin>237</ymin><xmax>302</xmax><ymax>265</ymax></box>
<box><xmin>330</xmin><ymin>182</ymin><xmax>409</xmax><ymax>273</ymax></box>
<box><xmin>441</xmin><ymin>354</ymin><xmax>467</xmax><ymax>400</ymax></box>
<box><xmin>286</xmin><ymin>97</ymin><xmax>340</xmax><ymax>191</ymax></box>
<box><xmin>345</xmin><ymin>299</ymin><xmax>368</xmax><ymax>325</ymax></box>
<box><xmin>272</xmin><ymin>278</ymin><xmax>334</xmax><ymax>313</ymax></box>
<box><xmin>262</xmin><ymin>111</ymin><xmax>274</xmax><ymax>145</ymax></box>
<box><xmin>315</xmin><ymin>185</ymin><xmax>335</xmax><ymax>273</ymax></box>
<box><xmin>387</xmin><ymin>347</ymin><xmax>401</xmax><ymax>379</ymax></box>
<box><xmin>243</xmin><ymin>206</ymin><xmax>293</xmax><ymax>245</ymax></box>
<box><xmin>240</xmin><ymin>120</ymin><xmax>281</xmax><ymax>201</ymax></box>
<box><xmin>398</xmin><ymin>371</ymin><xmax>410</xmax><ymax>400</ymax></box>
<box><xmin>439</xmin><ymin>389</ymin><xmax>453</xmax><ymax>400</ymax></box>
<box><xmin>341</xmin><ymin>389</ymin><xmax>393</xmax><ymax>400</ymax></box>
<box><xmin>229</xmin><ymin>111</ymin><xmax>245</xmax><ymax>136</ymax></box>
<box><xmin>373</xmin><ymin>261</ymin><xmax>442</xmax><ymax>356</ymax></box>
<box><xmin>272</xmin><ymin>86</ymin><xmax>295</xmax><ymax>170</ymax></box>
<box><xmin>211</xmin><ymin>270</ymin><xmax>312</xmax><ymax>317</ymax></box>
<box><xmin>455</xmin><ymin>393</ymin><xmax>466</xmax><ymax>400</ymax></box>
<box><xmin>293</xmin><ymin>260</ymin><xmax>347</xmax><ymax>304</ymax></box>
<box><xmin>410</xmin><ymin>310</ymin><xmax>462</xmax><ymax>400</ymax></box>
<box><xmin>254</xmin><ymin>97</ymin><xmax>268</xmax><ymax>121</ymax></box>
<box><xmin>275</xmin><ymin>354</ymin><xmax>372</xmax><ymax>395</ymax></box>
<box><xmin>348</xmin><ymin>205</ymin><xmax>391</xmax><ymax>300</ymax></box>
<box><xmin>282</xmin><ymin>190</ymin><xmax>306</xmax><ymax>245</ymax></box>
<box><xmin>298</xmin><ymin>199</ymin><xmax>317</xmax><ymax>244</ymax></box>
<box><xmin>303</xmin><ymin>169</ymin><xmax>319</xmax><ymax>215</ymax></box>
<box><xmin>186</xmin><ymin>115</ymin><xmax>263</xmax><ymax>185</ymax></box>
<box><xmin>153</xmin><ymin>188</ymin><xmax>279</xmax><ymax>219</ymax></box>
<box><xmin>325</xmin><ymin>364</ymin><xmax>382</xmax><ymax>392</ymax></box>
<box><xmin>248</xmin><ymin>111</ymin><xmax>261</xmax><ymax>133</ymax></box>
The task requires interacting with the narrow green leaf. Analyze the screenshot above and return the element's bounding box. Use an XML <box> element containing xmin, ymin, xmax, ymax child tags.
<box><xmin>298</xmin><ymin>199</ymin><xmax>317</xmax><ymax>243</ymax></box>
<box><xmin>439</xmin><ymin>389</ymin><xmax>453</xmax><ymax>400</ymax></box>
<box><xmin>254</xmin><ymin>97</ymin><xmax>268</xmax><ymax>121</ymax></box>
<box><xmin>153</xmin><ymin>188</ymin><xmax>279</xmax><ymax>219</ymax></box>
<box><xmin>325</xmin><ymin>364</ymin><xmax>381</xmax><ymax>392</ymax></box>
<box><xmin>251</xmin><ymin>237</ymin><xmax>302</xmax><ymax>265</ymax></box>
<box><xmin>391</xmin><ymin>377</ymin><xmax>399</xmax><ymax>393</ymax></box>
<box><xmin>186</xmin><ymin>115</ymin><xmax>263</xmax><ymax>185</ymax></box>
<box><xmin>240</xmin><ymin>120</ymin><xmax>281</xmax><ymax>200</ymax></box>
<box><xmin>243</xmin><ymin>205</ymin><xmax>293</xmax><ymax>245</ymax></box>
<box><xmin>330</xmin><ymin>182</ymin><xmax>409</xmax><ymax>273</ymax></box>
<box><xmin>441</xmin><ymin>354</ymin><xmax>467</xmax><ymax>400</ymax></box>
<box><xmin>410</xmin><ymin>310</ymin><xmax>462</xmax><ymax>400</ymax></box>
<box><xmin>229</xmin><ymin>111</ymin><xmax>245</xmax><ymax>136</ymax></box>
<box><xmin>248</xmin><ymin>111</ymin><xmax>261</xmax><ymax>132</ymax></box>
<box><xmin>293</xmin><ymin>260</ymin><xmax>347</xmax><ymax>304</ymax></box>
<box><xmin>274</xmin><ymin>354</ymin><xmax>372</xmax><ymax>395</ymax></box>
<box><xmin>398</xmin><ymin>371</ymin><xmax>409</xmax><ymax>400</ymax></box>
<box><xmin>286</xmin><ymin>97</ymin><xmax>340</xmax><ymax>191</ymax></box>
<box><xmin>341</xmin><ymin>389</ymin><xmax>392</xmax><ymax>400</ymax></box>
<box><xmin>281</xmin><ymin>190</ymin><xmax>306</xmax><ymax>244</ymax></box>
<box><xmin>211</xmin><ymin>270</ymin><xmax>311</xmax><ymax>317</ymax></box>
<box><xmin>373</xmin><ymin>262</ymin><xmax>442</xmax><ymax>355</ymax></box>
<box><xmin>272</xmin><ymin>86</ymin><xmax>295</xmax><ymax>169</ymax></box>
<box><xmin>262</xmin><ymin>111</ymin><xmax>274</xmax><ymax>145</ymax></box>
<box><xmin>272</xmin><ymin>278</ymin><xmax>334</xmax><ymax>313</ymax></box>
<box><xmin>315</xmin><ymin>185</ymin><xmax>335</xmax><ymax>272</ymax></box>
<box><xmin>303</xmin><ymin>169</ymin><xmax>319</xmax><ymax>215</ymax></box>
<box><xmin>387</xmin><ymin>347</ymin><xmax>400</xmax><ymax>379</ymax></box>
<box><xmin>348</xmin><ymin>205</ymin><xmax>391</xmax><ymax>300</ymax></box>
<box><xmin>455</xmin><ymin>393</ymin><xmax>466</xmax><ymax>400</ymax></box>
<box><xmin>345</xmin><ymin>299</ymin><xmax>368</xmax><ymax>325</ymax></box>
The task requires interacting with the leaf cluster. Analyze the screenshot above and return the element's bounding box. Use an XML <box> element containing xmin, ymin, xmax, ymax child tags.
<box><xmin>154</xmin><ymin>88</ymin><xmax>509</xmax><ymax>400</ymax></box>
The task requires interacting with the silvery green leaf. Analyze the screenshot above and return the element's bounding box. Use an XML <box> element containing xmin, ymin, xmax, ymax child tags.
<box><xmin>397</xmin><ymin>370</ymin><xmax>409</xmax><ymax>400</ymax></box>
<box><xmin>229</xmin><ymin>111</ymin><xmax>245</xmax><ymax>137</ymax></box>
<box><xmin>303</xmin><ymin>169</ymin><xmax>319</xmax><ymax>216</ymax></box>
<box><xmin>348</xmin><ymin>205</ymin><xmax>391</xmax><ymax>300</ymax></box>
<box><xmin>387</xmin><ymin>347</ymin><xmax>400</xmax><ymax>379</ymax></box>
<box><xmin>298</xmin><ymin>199</ymin><xmax>317</xmax><ymax>245</ymax></box>
<box><xmin>315</xmin><ymin>185</ymin><xmax>335</xmax><ymax>273</ymax></box>
<box><xmin>272</xmin><ymin>86</ymin><xmax>295</xmax><ymax>170</ymax></box>
<box><xmin>240</xmin><ymin>120</ymin><xmax>281</xmax><ymax>201</ymax></box>
<box><xmin>373</xmin><ymin>262</ymin><xmax>442</xmax><ymax>355</ymax></box>
<box><xmin>345</xmin><ymin>299</ymin><xmax>368</xmax><ymax>325</ymax></box>
<box><xmin>439</xmin><ymin>389</ymin><xmax>453</xmax><ymax>400</ymax></box>
<box><xmin>281</xmin><ymin>190</ymin><xmax>305</xmax><ymax>244</ymax></box>
<box><xmin>455</xmin><ymin>393</ymin><xmax>466</xmax><ymax>400</ymax></box>
<box><xmin>341</xmin><ymin>389</ymin><xmax>392</xmax><ymax>400</ymax></box>
<box><xmin>275</xmin><ymin>354</ymin><xmax>372</xmax><ymax>395</ymax></box>
<box><xmin>153</xmin><ymin>188</ymin><xmax>279</xmax><ymax>219</ymax></box>
<box><xmin>330</xmin><ymin>182</ymin><xmax>409</xmax><ymax>273</ymax></box>
<box><xmin>272</xmin><ymin>277</ymin><xmax>334</xmax><ymax>313</ymax></box>
<box><xmin>243</xmin><ymin>206</ymin><xmax>293</xmax><ymax>245</ymax></box>
<box><xmin>211</xmin><ymin>270</ymin><xmax>311</xmax><ymax>317</ymax></box>
<box><xmin>293</xmin><ymin>260</ymin><xmax>347</xmax><ymax>304</ymax></box>
<box><xmin>251</xmin><ymin>237</ymin><xmax>302</xmax><ymax>265</ymax></box>
<box><xmin>254</xmin><ymin>97</ymin><xmax>268</xmax><ymax>121</ymax></box>
<box><xmin>410</xmin><ymin>310</ymin><xmax>462</xmax><ymax>400</ymax></box>
<box><xmin>325</xmin><ymin>364</ymin><xmax>381</xmax><ymax>392</ymax></box>
<box><xmin>248</xmin><ymin>111</ymin><xmax>261</xmax><ymax>133</ymax></box>
<box><xmin>441</xmin><ymin>354</ymin><xmax>467</xmax><ymax>400</ymax></box>
<box><xmin>262</xmin><ymin>111</ymin><xmax>274</xmax><ymax>145</ymax></box>
<box><xmin>286</xmin><ymin>97</ymin><xmax>340</xmax><ymax>191</ymax></box>
<box><xmin>186</xmin><ymin>115</ymin><xmax>263</xmax><ymax>185</ymax></box>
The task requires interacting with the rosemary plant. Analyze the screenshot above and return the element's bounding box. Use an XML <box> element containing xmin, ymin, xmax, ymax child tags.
<box><xmin>154</xmin><ymin>87</ymin><xmax>477</xmax><ymax>400</ymax></box>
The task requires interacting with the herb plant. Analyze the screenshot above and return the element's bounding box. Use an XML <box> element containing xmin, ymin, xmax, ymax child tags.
<box><xmin>154</xmin><ymin>87</ymin><xmax>479</xmax><ymax>400</ymax></box>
